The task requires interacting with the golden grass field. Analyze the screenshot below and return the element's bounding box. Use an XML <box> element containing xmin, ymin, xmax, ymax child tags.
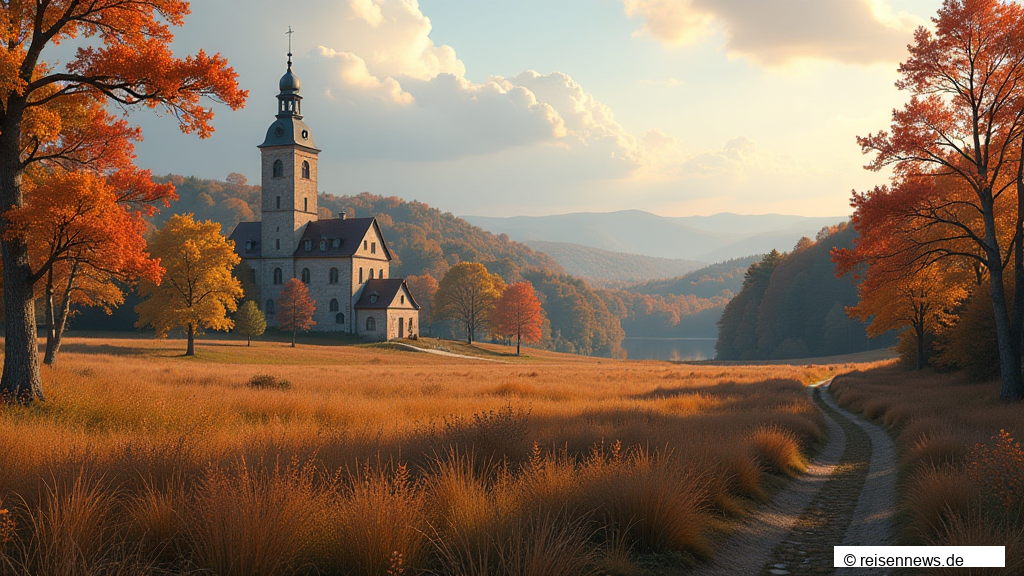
<box><xmin>833</xmin><ymin>367</ymin><xmax>1024</xmax><ymax>575</ymax></box>
<box><xmin>0</xmin><ymin>335</ymin><xmax>865</xmax><ymax>576</ymax></box>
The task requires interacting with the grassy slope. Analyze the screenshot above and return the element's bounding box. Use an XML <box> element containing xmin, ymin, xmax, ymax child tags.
<box><xmin>0</xmin><ymin>337</ymin><xmax>872</xmax><ymax>575</ymax></box>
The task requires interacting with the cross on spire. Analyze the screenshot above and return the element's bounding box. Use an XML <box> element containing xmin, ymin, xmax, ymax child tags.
<box><xmin>286</xmin><ymin>26</ymin><xmax>294</xmax><ymax>68</ymax></box>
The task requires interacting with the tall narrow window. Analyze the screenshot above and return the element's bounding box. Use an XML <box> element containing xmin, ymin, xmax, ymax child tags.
<box><xmin>363</xmin><ymin>240</ymin><xmax>368</xmax><ymax>250</ymax></box>
<box><xmin>273</xmin><ymin>268</ymin><xmax>283</xmax><ymax>285</ymax></box>
<box><xmin>371</xmin><ymin>242</ymin><xmax>376</xmax><ymax>254</ymax></box>
<box><xmin>301</xmin><ymin>161</ymin><xmax>310</xmax><ymax>179</ymax></box>
<box><xmin>266</xmin><ymin>299</ymin><xmax>275</xmax><ymax>315</ymax></box>
<box><xmin>276</xmin><ymin>196</ymin><xmax>281</xmax><ymax>209</ymax></box>
<box><xmin>336</xmin><ymin>313</ymin><xmax>345</xmax><ymax>325</ymax></box>
<box><xmin>301</xmin><ymin>268</ymin><xmax>310</xmax><ymax>284</ymax></box>
<box><xmin>329</xmin><ymin>268</ymin><xmax>339</xmax><ymax>284</ymax></box>
<box><xmin>379</xmin><ymin>268</ymin><xmax>384</xmax><ymax>279</ymax></box>
<box><xmin>329</xmin><ymin>299</ymin><xmax>339</xmax><ymax>312</ymax></box>
<box><xmin>273</xmin><ymin>160</ymin><xmax>283</xmax><ymax>178</ymax></box>
<box><xmin>369</xmin><ymin>269</ymin><xmax>375</xmax><ymax>280</ymax></box>
<box><xmin>276</xmin><ymin>239</ymin><xmax>280</xmax><ymax>250</ymax></box>
<box><xmin>250</xmin><ymin>269</ymin><xmax>257</xmax><ymax>283</ymax></box>
<box><xmin>359</xmin><ymin>268</ymin><xmax>363</xmax><ymax>283</ymax></box>
<box><xmin>366</xmin><ymin>317</ymin><xmax>376</xmax><ymax>331</ymax></box>
<box><xmin>304</xmin><ymin>198</ymin><xmax>308</xmax><ymax>212</ymax></box>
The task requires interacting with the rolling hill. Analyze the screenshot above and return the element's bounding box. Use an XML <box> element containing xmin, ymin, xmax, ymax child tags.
<box><xmin>525</xmin><ymin>241</ymin><xmax>704</xmax><ymax>282</ymax></box>
<box><xmin>463</xmin><ymin>210</ymin><xmax>847</xmax><ymax>262</ymax></box>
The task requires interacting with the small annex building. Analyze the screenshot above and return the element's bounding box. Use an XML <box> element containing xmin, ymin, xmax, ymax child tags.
<box><xmin>228</xmin><ymin>54</ymin><xmax>419</xmax><ymax>341</ymax></box>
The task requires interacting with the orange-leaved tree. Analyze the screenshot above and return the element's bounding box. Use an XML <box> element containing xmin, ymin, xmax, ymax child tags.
<box><xmin>840</xmin><ymin>0</ymin><xmax>1024</xmax><ymax>399</ymax></box>
<box><xmin>435</xmin><ymin>262</ymin><xmax>506</xmax><ymax>344</ymax></box>
<box><xmin>276</xmin><ymin>278</ymin><xmax>316</xmax><ymax>347</ymax></box>
<box><xmin>845</xmin><ymin>261</ymin><xmax>970</xmax><ymax>370</ymax></box>
<box><xmin>0</xmin><ymin>1</ymin><xmax>247</xmax><ymax>401</ymax></box>
<box><xmin>493</xmin><ymin>281</ymin><xmax>543</xmax><ymax>355</ymax></box>
<box><xmin>135</xmin><ymin>214</ymin><xmax>243</xmax><ymax>356</ymax></box>
<box><xmin>5</xmin><ymin>168</ymin><xmax>169</xmax><ymax>365</ymax></box>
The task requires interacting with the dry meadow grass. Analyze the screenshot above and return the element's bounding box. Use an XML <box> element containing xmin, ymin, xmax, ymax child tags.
<box><xmin>0</xmin><ymin>335</ymin><xmax>845</xmax><ymax>575</ymax></box>
<box><xmin>832</xmin><ymin>365</ymin><xmax>1024</xmax><ymax>575</ymax></box>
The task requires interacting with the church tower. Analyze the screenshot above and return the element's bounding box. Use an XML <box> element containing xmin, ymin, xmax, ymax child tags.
<box><xmin>258</xmin><ymin>50</ymin><xmax>320</xmax><ymax>260</ymax></box>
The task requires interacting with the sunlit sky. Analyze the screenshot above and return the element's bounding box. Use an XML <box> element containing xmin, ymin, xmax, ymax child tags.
<box><xmin>111</xmin><ymin>0</ymin><xmax>944</xmax><ymax>217</ymax></box>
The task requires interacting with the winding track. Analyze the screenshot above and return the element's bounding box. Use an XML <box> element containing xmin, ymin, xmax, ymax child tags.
<box><xmin>689</xmin><ymin>381</ymin><xmax>897</xmax><ymax>576</ymax></box>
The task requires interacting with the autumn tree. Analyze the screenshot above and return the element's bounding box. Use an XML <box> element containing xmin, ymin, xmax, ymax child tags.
<box><xmin>847</xmin><ymin>263</ymin><xmax>969</xmax><ymax>369</ymax></box>
<box><xmin>0</xmin><ymin>1</ymin><xmax>246</xmax><ymax>401</ymax></box>
<box><xmin>493</xmin><ymin>281</ymin><xmax>543</xmax><ymax>355</ymax></box>
<box><xmin>5</xmin><ymin>169</ymin><xmax>169</xmax><ymax>365</ymax></box>
<box><xmin>406</xmin><ymin>273</ymin><xmax>439</xmax><ymax>334</ymax></box>
<box><xmin>234</xmin><ymin>300</ymin><xmax>267</xmax><ymax>346</ymax></box>
<box><xmin>135</xmin><ymin>214</ymin><xmax>243</xmax><ymax>356</ymax></box>
<box><xmin>435</xmin><ymin>262</ymin><xmax>505</xmax><ymax>344</ymax></box>
<box><xmin>840</xmin><ymin>0</ymin><xmax>1024</xmax><ymax>398</ymax></box>
<box><xmin>276</xmin><ymin>278</ymin><xmax>316</xmax><ymax>347</ymax></box>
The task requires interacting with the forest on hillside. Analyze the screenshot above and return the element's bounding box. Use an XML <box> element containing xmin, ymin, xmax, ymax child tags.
<box><xmin>716</xmin><ymin>225</ymin><xmax>895</xmax><ymax>360</ymax></box>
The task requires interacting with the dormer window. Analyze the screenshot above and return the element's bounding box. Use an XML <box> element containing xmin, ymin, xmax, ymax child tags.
<box><xmin>273</xmin><ymin>160</ymin><xmax>283</xmax><ymax>178</ymax></box>
<box><xmin>304</xmin><ymin>239</ymin><xmax>312</xmax><ymax>251</ymax></box>
<box><xmin>319</xmin><ymin>239</ymin><xmax>327</xmax><ymax>251</ymax></box>
<box><xmin>245</xmin><ymin>240</ymin><xmax>253</xmax><ymax>252</ymax></box>
<box><xmin>332</xmin><ymin>238</ymin><xmax>341</xmax><ymax>248</ymax></box>
<box><xmin>302</xmin><ymin>161</ymin><xmax>310</xmax><ymax>179</ymax></box>
<box><xmin>369</xmin><ymin>292</ymin><xmax>378</xmax><ymax>304</ymax></box>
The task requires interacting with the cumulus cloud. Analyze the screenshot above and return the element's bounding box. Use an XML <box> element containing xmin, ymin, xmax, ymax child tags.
<box><xmin>624</xmin><ymin>0</ymin><xmax>924</xmax><ymax>65</ymax></box>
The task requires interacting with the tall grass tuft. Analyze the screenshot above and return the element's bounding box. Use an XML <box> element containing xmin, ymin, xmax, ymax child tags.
<box><xmin>904</xmin><ymin>466</ymin><xmax>973</xmax><ymax>539</ymax></box>
<box><xmin>311</xmin><ymin>461</ymin><xmax>427</xmax><ymax>575</ymax></box>
<box><xmin>189</xmin><ymin>460</ymin><xmax>315</xmax><ymax>576</ymax></box>
<box><xmin>745</xmin><ymin>425</ymin><xmax>807</xmax><ymax>476</ymax></box>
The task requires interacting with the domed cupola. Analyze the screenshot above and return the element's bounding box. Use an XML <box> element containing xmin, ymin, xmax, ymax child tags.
<box><xmin>259</xmin><ymin>48</ymin><xmax>318</xmax><ymax>151</ymax></box>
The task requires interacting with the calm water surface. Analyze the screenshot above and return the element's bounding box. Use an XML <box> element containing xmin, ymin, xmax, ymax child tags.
<box><xmin>622</xmin><ymin>337</ymin><xmax>717</xmax><ymax>361</ymax></box>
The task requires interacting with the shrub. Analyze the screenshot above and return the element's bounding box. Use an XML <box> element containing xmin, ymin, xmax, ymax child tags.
<box><xmin>904</xmin><ymin>466</ymin><xmax>973</xmax><ymax>539</ymax></box>
<box><xmin>745</xmin><ymin>425</ymin><xmax>807</xmax><ymax>476</ymax></box>
<box><xmin>247</xmin><ymin>374</ymin><xmax>291</xmax><ymax>390</ymax></box>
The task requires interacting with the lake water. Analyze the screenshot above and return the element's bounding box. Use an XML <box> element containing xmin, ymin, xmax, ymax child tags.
<box><xmin>622</xmin><ymin>337</ymin><xmax>717</xmax><ymax>361</ymax></box>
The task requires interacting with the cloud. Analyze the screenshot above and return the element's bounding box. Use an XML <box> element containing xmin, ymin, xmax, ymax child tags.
<box><xmin>623</xmin><ymin>0</ymin><xmax>924</xmax><ymax>65</ymax></box>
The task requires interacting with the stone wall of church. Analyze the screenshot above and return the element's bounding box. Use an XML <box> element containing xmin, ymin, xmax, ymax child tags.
<box><xmin>387</xmin><ymin>309</ymin><xmax>420</xmax><ymax>339</ymax></box>
<box><xmin>296</xmin><ymin>258</ymin><xmax>354</xmax><ymax>332</ymax></box>
<box><xmin>356</xmin><ymin>309</ymin><xmax>388</xmax><ymax>341</ymax></box>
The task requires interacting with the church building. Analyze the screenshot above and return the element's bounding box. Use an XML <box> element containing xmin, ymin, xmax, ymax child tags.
<box><xmin>228</xmin><ymin>55</ymin><xmax>420</xmax><ymax>341</ymax></box>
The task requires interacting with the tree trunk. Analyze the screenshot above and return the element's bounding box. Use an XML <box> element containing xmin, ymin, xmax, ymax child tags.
<box><xmin>247</xmin><ymin>336</ymin><xmax>251</xmax><ymax>346</ymax></box>
<box><xmin>914</xmin><ymin>321</ymin><xmax>924</xmax><ymax>371</ymax></box>
<box><xmin>986</xmin><ymin>232</ymin><xmax>1024</xmax><ymax>400</ymax></box>
<box><xmin>0</xmin><ymin>103</ymin><xmax>43</xmax><ymax>403</ymax></box>
<box><xmin>516</xmin><ymin>332</ymin><xmax>521</xmax><ymax>356</ymax></box>
<box><xmin>291</xmin><ymin>327</ymin><xmax>296</xmax><ymax>347</ymax></box>
<box><xmin>44</xmin><ymin>263</ymin><xmax>76</xmax><ymax>366</ymax></box>
<box><xmin>186</xmin><ymin>325</ymin><xmax>196</xmax><ymax>356</ymax></box>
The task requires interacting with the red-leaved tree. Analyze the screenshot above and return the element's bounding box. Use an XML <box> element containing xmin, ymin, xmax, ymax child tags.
<box><xmin>493</xmin><ymin>281</ymin><xmax>543</xmax><ymax>356</ymax></box>
<box><xmin>837</xmin><ymin>0</ymin><xmax>1024</xmax><ymax>400</ymax></box>
<box><xmin>276</xmin><ymin>279</ymin><xmax>316</xmax><ymax>347</ymax></box>
<box><xmin>0</xmin><ymin>1</ymin><xmax>247</xmax><ymax>402</ymax></box>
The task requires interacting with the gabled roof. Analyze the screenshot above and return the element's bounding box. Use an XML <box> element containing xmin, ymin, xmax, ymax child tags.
<box><xmin>354</xmin><ymin>278</ymin><xmax>420</xmax><ymax>310</ymax></box>
<box><xmin>294</xmin><ymin>217</ymin><xmax>393</xmax><ymax>260</ymax></box>
<box><xmin>228</xmin><ymin>221</ymin><xmax>262</xmax><ymax>258</ymax></box>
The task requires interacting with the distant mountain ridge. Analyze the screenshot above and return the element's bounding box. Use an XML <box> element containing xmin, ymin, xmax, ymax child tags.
<box><xmin>463</xmin><ymin>210</ymin><xmax>847</xmax><ymax>262</ymax></box>
<box><xmin>525</xmin><ymin>241</ymin><xmax>703</xmax><ymax>283</ymax></box>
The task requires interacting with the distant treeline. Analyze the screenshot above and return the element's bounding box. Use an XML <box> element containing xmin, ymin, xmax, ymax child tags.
<box><xmin>716</xmin><ymin>224</ymin><xmax>895</xmax><ymax>360</ymax></box>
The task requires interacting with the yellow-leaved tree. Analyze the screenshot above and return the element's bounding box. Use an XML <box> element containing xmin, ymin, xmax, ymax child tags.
<box><xmin>136</xmin><ymin>214</ymin><xmax>243</xmax><ymax>356</ymax></box>
<box><xmin>435</xmin><ymin>262</ymin><xmax>506</xmax><ymax>344</ymax></box>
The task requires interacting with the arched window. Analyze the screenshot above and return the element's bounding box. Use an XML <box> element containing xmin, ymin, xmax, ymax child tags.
<box><xmin>329</xmin><ymin>299</ymin><xmax>339</xmax><ymax>312</ymax></box>
<box><xmin>301</xmin><ymin>268</ymin><xmax>310</xmax><ymax>284</ymax></box>
<box><xmin>379</xmin><ymin>268</ymin><xmax>384</xmax><ymax>279</ymax></box>
<box><xmin>301</xmin><ymin>161</ymin><xmax>310</xmax><ymax>179</ymax></box>
<box><xmin>359</xmin><ymin>268</ymin><xmax>363</xmax><ymax>283</ymax></box>
<box><xmin>304</xmin><ymin>198</ymin><xmax>308</xmax><ymax>212</ymax></box>
<box><xmin>273</xmin><ymin>160</ymin><xmax>283</xmax><ymax>178</ymax></box>
<box><xmin>329</xmin><ymin>268</ymin><xmax>339</xmax><ymax>284</ymax></box>
<box><xmin>273</xmin><ymin>268</ymin><xmax>283</xmax><ymax>285</ymax></box>
<box><xmin>266</xmin><ymin>299</ymin><xmax>275</xmax><ymax>315</ymax></box>
<box><xmin>369</xmin><ymin>269</ymin><xmax>375</xmax><ymax>280</ymax></box>
<box><xmin>335</xmin><ymin>313</ymin><xmax>345</xmax><ymax>325</ymax></box>
<box><xmin>366</xmin><ymin>316</ymin><xmax>376</xmax><ymax>331</ymax></box>
<box><xmin>400</xmin><ymin>295</ymin><xmax>405</xmax><ymax>305</ymax></box>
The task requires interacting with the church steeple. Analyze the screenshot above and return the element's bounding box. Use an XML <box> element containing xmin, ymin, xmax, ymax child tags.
<box><xmin>277</xmin><ymin>27</ymin><xmax>303</xmax><ymax>119</ymax></box>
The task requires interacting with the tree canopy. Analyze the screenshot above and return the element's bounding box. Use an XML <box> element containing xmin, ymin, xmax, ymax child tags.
<box><xmin>494</xmin><ymin>281</ymin><xmax>544</xmax><ymax>355</ymax></box>
<box><xmin>135</xmin><ymin>214</ymin><xmax>243</xmax><ymax>356</ymax></box>
<box><xmin>276</xmin><ymin>278</ymin><xmax>316</xmax><ymax>347</ymax></box>
<box><xmin>435</xmin><ymin>262</ymin><xmax>506</xmax><ymax>344</ymax></box>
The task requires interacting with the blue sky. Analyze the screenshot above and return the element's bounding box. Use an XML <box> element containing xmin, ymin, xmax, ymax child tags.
<box><xmin>121</xmin><ymin>0</ymin><xmax>944</xmax><ymax>217</ymax></box>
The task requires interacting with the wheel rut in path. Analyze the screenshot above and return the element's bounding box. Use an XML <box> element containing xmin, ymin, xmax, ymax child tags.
<box><xmin>689</xmin><ymin>381</ymin><xmax>897</xmax><ymax>576</ymax></box>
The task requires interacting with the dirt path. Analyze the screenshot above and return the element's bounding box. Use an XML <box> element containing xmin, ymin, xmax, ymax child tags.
<box><xmin>689</xmin><ymin>382</ymin><xmax>897</xmax><ymax>576</ymax></box>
